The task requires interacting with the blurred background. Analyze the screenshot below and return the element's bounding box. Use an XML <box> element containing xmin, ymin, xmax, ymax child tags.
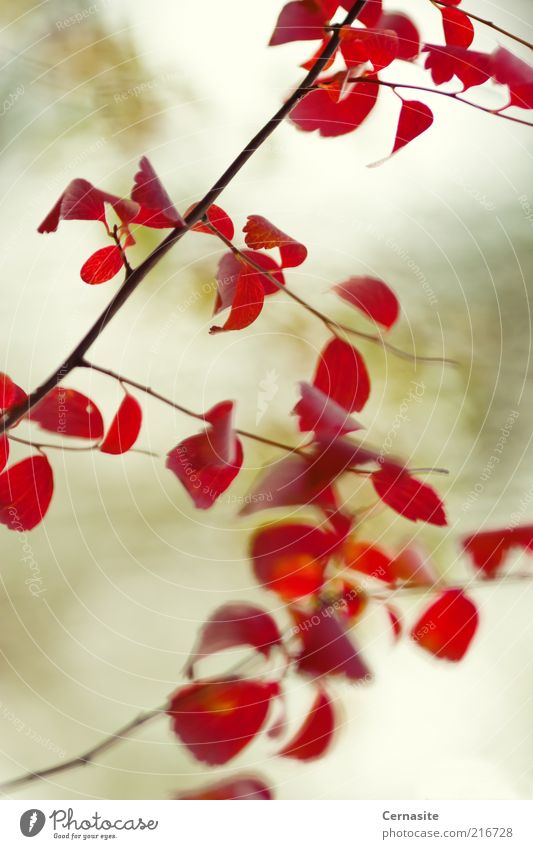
<box><xmin>0</xmin><ymin>0</ymin><xmax>532</xmax><ymax>800</ymax></box>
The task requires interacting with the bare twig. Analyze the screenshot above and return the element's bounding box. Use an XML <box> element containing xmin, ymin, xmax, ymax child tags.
<box><xmin>81</xmin><ymin>359</ymin><xmax>449</xmax><ymax>477</ymax></box>
<box><xmin>349</xmin><ymin>77</ymin><xmax>533</xmax><ymax>128</ymax></box>
<box><xmin>209</xmin><ymin>225</ymin><xmax>458</xmax><ymax>366</ymax></box>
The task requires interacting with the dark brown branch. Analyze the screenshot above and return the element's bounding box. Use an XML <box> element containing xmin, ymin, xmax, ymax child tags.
<box><xmin>1</xmin><ymin>0</ymin><xmax>368</xmax><ymax>435</ymax></box>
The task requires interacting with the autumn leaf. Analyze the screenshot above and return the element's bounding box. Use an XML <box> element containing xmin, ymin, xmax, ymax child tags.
<box><xmin>372</xmin><ymin>466</ymin><xmax>447</xmax><ymax>525</ymax></box>
<box><xmin>100</xmin><ymin>393</ymin><xmax>142</xmax><ymax>455</ymax></box>
<box><xmin>411</xmin><ymin>589</ymin><xmax>478</xmax><ymax>662</ymax></box>
<box><xmin>184</xmin><ymin>602</ymin><xmax>282</xmax><ymax>678</ymax></box>
<box><xmin>80</xmin><ymin>245</ymin><xmax>124</xmax><ymax>285</ymax></box>
<box><xmin>0</xmin><ymin>455</ymin><xmax>54</xmax><ymax>531</ymax></box>
<box><xmin>313</xmin><ymin>337</ymin><xmax>370</xmax><ymax>413</ymax></box>
<box><xmin>167</xmin><ymin>678</ymin><xmax>279</xmax><ymax>765</ymax></box>
<box><xmin>244</xmin><ymin>215</ymin><xmax>307</xmax><ymax>268</ymax></box>
<box><xmin>166</xmin><ymin>401</ymin><xmax>243</xmax><ymax>509</ymax></box>
<box><xmin>30</xmin><ymin>388</ymin><xmax>104</xmax><ymax>439</ymax></box>
<box><xmin>278</xmin><ymin>688</ymin><xmax>336</xmax><ymax>761</ymax></box>
<box><xmin>251</xmin><ymin>522</ymin><xmax>337</xmax><ymax>600</ymax></box>
<box><xmin>333</xmin><ymin>276</ymin><xmax>399</xmax><ymax>328</ymax></box>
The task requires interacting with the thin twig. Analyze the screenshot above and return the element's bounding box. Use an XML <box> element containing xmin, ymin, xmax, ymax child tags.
<box><xmin>210</xmin><ymin>226</ymin><xmax>458</xmax><ymax>366</ymax></box>
<box><xmin>432</xmin><ymin>1</ymin><xmax>533</xmax><ymax>51</ymax></box>
<box><xmin>0</xmin><ymin>706</ymin><xmax>164</xmax><ymax>793</ymax></box>
<box><xmin>8</xmin><ymin>433</ymin><xmax>159</xmax><ymax>458</ymax></box>
<box><xmin>349</xmin><ymin>77</ymin><xmax>533</xmax><ymax>128</ymax></box>
<box><xmin>82</xmin><ymin>359</ymin><xmax>449</xmax><ymax>477</ymax></box>
<box><xmin>8</xmin><ymin>434</ymin><xmax>99</xmax><ymax>453</ymax></box>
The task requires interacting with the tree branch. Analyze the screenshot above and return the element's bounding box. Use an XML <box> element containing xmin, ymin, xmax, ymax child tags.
<box><xmin>0</xmin><ymin>0</ymin><xmax>369</xmax><ymax>435</ymax></box>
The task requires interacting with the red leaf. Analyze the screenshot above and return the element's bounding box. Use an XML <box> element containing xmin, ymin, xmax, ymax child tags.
<box><xmin>340</xmin><ymin>26</ymin><xmax>399</xmax><ymax>72</ymax></box>
<box><xmin>38</xmin><ymin>179</ymin><xmax>139</xmax><ymax>233</ymax></box>
<box><xmin>334</xmin><ymin>276</ymin><xmax>399</xmax><ymax>328</ymax></box>
<box><xmin>100</xmin><ymin>393</ymin><xmax>142</xmax><ymax>455</ymax></box>
<box><xmin>492</xmin><ymin>47</ymin><xmax>533</xmax><ymax>110</ymax></box>
<box><xmin>293</xmin><ymin>381</ymin><xmax>363</xmax><ymax>437</ymax></box>
<box><xmin>290</xmin><ymin>77</ymin><xmax>379</xmax><ymax>137</ymax></box>
<box><xmin>240</xmin><ymin>452</ymin><xmax>337</xmax><ymax>518</ymax></box>
<box><xmin>30</xmin><ymin>388</ymin><xmax>104</xmax><ymax>439</ymax></box>
<box><xmin>0</xmin><ymin>455</ymin><xmax>54</xmax><ymax>531</ymax></box>
<box><xmin>176</xmin><ymin>775</ymin><xmax>273</xmax><ymax>800</ymax></box>
<box><xmin>343</xmin><ymin>539</ymin><xmax>395</xmax><ymax>583</ymax></box>
<box><xmin>441</xmin><ymin>6</ymin><xmax>474</xmax><ymax>48</ymax></box>
<box><xmin>214</xmin><ymin>251</ymin><xmax>285</xmax><ymax>310</ymax></box>
<box><xmin>336</xmin><ymin>580</ymin><xmax>368</xmax><ymax>621</ymax></box>
<box><xmin>167</xmin><ymin>678</ymin><xmax>279</xmax><ymax>765</ymax></box>
<box><xmin>80</xmin><ymin>245</ymin><xmax>124</xmax><ymax>285</ymax></box>
<box><xmin>341</xmin><ymin>0</ymin><xmax>421</xmax><ymax>58</ymax></box>
<box><xmin>269</xmin><ymin>0</ymin><xmax>337</xmax><ymax>46</ymax></box>
<box><xmin>391</xmin><ymin>98</ymin><xmax>433</xmax><ymax>158</ymax></box>
<box><xmin>244</xmin><ymin>215</ymin><xmax>307</xmax><ymax>268</ymax></box>
<box><xmin>0</xmin><ymin>435</ymin><xmax>9</xmax><ymax>473</ymax></box>
<box><xmin>210</xmin><ymin>262</ymin><xmax>265</xmax><ymax>333</ymax></box>
<box><xmin>313</xmin><ymin>337</ymin><xmax>370</xmax><ymax>413</ymax></box>
<box><xmin>251</xmin><ymin>522</ymin><xmax>336</xmax><ymax>600</ymax></box>
<box><xmin>278</xmin><ymin>688</ymin><xmax>335</xmax><ymax>761</ymax></box>
<box><xmin>391</xmin><ymin>542</ymin><xmax>440</xmax><ymax>586</ymax></box>
<box><xmin>340</xmin><ymin>0</ymin><xmax>382</xmax><ymax>27</ymax></box>
<box><xmin>372</xmin><ymin>467</ymin><xmax>447</xmax><ymax>525</ymax></box>
<box><xmin>0</xmin><ymin>373</ymin><xmax>27</xmax><ymax>411</ymax></box>
<box><xmin>380</xmin><ymin>13</ymin><xmax>420</xmax><ymax>60</ymax></box>
<box><xmin>240</xmin><ymin>437</ymin><xmax>385</xmax><ymax>520</ymax></box>
<box><xmin>293</xmin><ymin>605</ymin><xmax>372</xmax><ymax>681</ymax></box>
<box><xmin>386</xmin><ymin>604</ymin><xmax>402</xmax><ymax>641</ymax></box>
<box><xmin>166</xmin><ymin>401</ymin><xmax>243</xmax><ymax>509</ymax></box>
<box><xmin>301</xmin><ymin>38</ymin><xmax>337</xmax><ymax>72</ymax></box>
<box><xmin>186</xmin><ymin>203</ymin><xmax>235</xmax><ymax>240</ymax></box>
<box><xmin>37</xmin><ymin>179</ymin><xmax>107</xmax><ymax>233</ymax></box>
<box><xmin>411</xmin><ymin>589</ymin><xmax>478</xmax><ymax>662</ymax></box>
<box><xmin>424</xmin><ymin>44</ymin><xmax>492</xmax><ymax>90</ymax></box>
<box><xmin>241</xmin><ymin>250</ymin><xmax>286</xmax><ymax>295</ymax></box>
<box><xmin>185</xmin><ymin>602</ymin><xmax>282</xmax><ymax>678</ymax></box>
<box><xmin>130</xmin><ymin>156</ymin><xmax>183</xmax><ymax>228</ymax></box>
<box><xmin>0</xmin><ymin>373</ymin><xmax>16</xmax><ymax>409</ymax></box>
<box><xmin>462</xmin><ymin>525</ymin><xmax>533</xmax><ymax>578</ymax></box>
